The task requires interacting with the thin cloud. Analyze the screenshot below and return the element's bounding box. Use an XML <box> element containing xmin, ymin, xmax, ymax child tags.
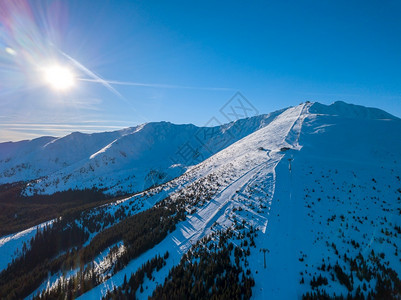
<box><xmin>59</xmin><ymin>51</ymin><xmax>124</xmax><ymax>99</ymax></box>
<box><xmin>78</xmin><ymin>78</ymin><xmax>234</xmax><ymax>91</ymax></box>
<box><xmin>58</xmin><ymin>50</ymin><xmax>151</xmax><ymax>124</ymax></box>
<box><xmin>0</xmin><ymin>123</ymin><xmax>129</xmax><ymax>130</ymax></box>
<box><xmin>0</xmin><ymin>130</ymin><xmax>44</xmax><ymax>143</ymax></box>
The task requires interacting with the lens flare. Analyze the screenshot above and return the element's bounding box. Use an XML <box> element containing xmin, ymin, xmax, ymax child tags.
<box><xmin>5</xmin><ymin>47</ymin><xmax>17</xmax><ymax>56</ymax></box>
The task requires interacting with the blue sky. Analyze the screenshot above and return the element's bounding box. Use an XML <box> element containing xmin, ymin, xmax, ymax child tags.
<box><xmin>1</xmin><ymin>0</ymin><xmax>401</xmax><ymax>142</ymax></box>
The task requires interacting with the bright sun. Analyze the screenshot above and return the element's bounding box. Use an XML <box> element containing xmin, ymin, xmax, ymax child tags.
<box><xmin>43</xmin><ymin>65</ymin><xmax>75</xmax><ymax>91</ymax></box>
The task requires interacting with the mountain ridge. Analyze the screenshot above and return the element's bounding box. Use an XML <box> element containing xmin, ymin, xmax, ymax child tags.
<box><xmin>0</xmin><ymin>108</ymin><xmax>285</xmax><ymax>195</ymax></box>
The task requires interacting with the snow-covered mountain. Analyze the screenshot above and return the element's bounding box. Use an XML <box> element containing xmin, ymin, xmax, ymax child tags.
<box><xmin>0</xmin><ymin>111</ymin><xmax>283</xmax><ymax>195</ymax></box>
<box><xmin>0</xmin><ymin>101</ymin><xmax>400</xmax><ymax>299</ymax></box>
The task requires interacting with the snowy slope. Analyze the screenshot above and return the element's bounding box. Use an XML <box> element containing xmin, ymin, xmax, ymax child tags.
<box><xmin>250</xmin><ymin>102</ymin><xmax>401</xmax><ymax>299</ymax></box>
<box><xmin>0</xmin><ymin>130</ymin><xmax>130</xmax><ymax>185</ymax></box>
<box><xmin>0</xmin><ymin>112</ymin><xmax>281</xmax><ymax>196</ymax></box>
<box><xmin>0</xmin><ymin>219</ymin><xmax>54</xmax><ymax>272</ymax></box>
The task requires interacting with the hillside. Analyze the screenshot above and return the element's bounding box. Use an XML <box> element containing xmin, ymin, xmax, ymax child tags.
<box><xmin>0</xmin><ymin>101</ymin><xmax>400</xmax><ymax>299</ymax></box>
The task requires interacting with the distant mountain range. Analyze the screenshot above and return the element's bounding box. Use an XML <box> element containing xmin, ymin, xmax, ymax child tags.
<box><xmin>0</xmin><ymin>108</ymin><xmax>284</xmax><ymax>196</ymax></box>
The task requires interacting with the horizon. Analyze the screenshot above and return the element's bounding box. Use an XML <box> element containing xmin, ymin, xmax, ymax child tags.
<box><xmin>1</xmin><ymin>0</ymin><xmax>401</xmax><ymax>142</ymax></box>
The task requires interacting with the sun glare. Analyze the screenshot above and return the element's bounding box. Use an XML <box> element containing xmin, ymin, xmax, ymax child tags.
<box><xmin>43</xmin><ymin>65</ymin><xmax>75</xmax><ymax>91</ymax></box>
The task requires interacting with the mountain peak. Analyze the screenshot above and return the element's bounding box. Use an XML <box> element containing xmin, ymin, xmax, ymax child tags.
<box><xmin>309</xmin><ymin>100</ymin><xmax>398</xmax><ymax>120</ymax></box>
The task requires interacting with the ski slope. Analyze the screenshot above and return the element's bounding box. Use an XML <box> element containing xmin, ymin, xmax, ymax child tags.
<box><xmin>75</xmin><ymin>103</ymin><xmax>309</xmax><ymax>299</ymax></box>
